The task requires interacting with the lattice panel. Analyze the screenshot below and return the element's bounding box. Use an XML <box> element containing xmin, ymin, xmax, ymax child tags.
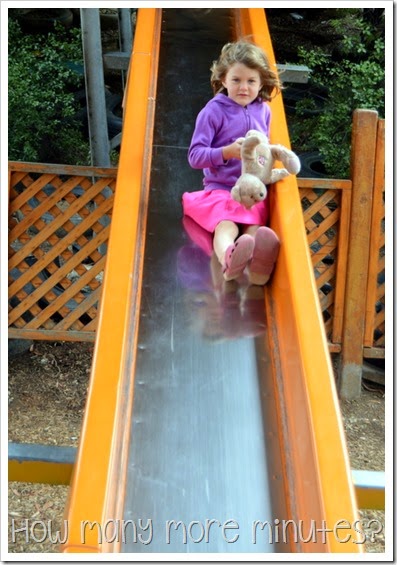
<box><xmin>300</xmin><ymin>187</ymin><xmax>341</xmax><ymax>341</ymax></box>
<box><xmin>373</xmin><ymin>228</ymin><xmax>385</xmax><ymax>348</ymax></box>
<box><xmin>364</xmin><ymin>186</ymin><xmax>385</xmax><ymax>351</ymax></box>
<box><xmin>8</xmin><ymin>165</ymin><xmax>117</xmax><ymax>341</ymax></box>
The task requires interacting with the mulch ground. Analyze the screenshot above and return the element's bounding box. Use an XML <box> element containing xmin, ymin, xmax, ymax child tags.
<box><xmin>7</xmin><ymin>341</ymin><xmax>385</xmax><ymax>554</ymax></box>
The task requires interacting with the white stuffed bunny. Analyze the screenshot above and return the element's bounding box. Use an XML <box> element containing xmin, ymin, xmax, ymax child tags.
<box><xmin>231</xmin><ymin>130</ymin><xmax>301</xmax><ymax>209</ymax></box>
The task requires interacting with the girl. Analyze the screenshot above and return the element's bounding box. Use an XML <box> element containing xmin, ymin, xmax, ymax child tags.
<box><xmin>182</xmin><ymin>40</ymin><xmax>281</xmax><ymax>285</ymax></box>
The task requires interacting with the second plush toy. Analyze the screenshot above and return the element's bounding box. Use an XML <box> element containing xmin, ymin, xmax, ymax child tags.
<box><xmin>231</xmin><ymin>130</ymin><xmax>301</xmax><ymax>209</ymax></box>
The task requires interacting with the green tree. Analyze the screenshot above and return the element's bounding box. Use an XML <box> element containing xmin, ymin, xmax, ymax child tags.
<box><xmin>8</xmin><ymin>17</ymin><xmax>89</xmax><ymax>164</ymax></box>
<box><xmin>293</xmin><ymin>10</ymin><xmax>384</xmax><ymax>178</ymax></box>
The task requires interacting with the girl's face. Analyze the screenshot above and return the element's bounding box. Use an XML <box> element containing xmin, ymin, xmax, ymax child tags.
<box><xmin>222</xmin><ymin>62</ymin><xmax>262</xmax><ymax>107</ymax></box>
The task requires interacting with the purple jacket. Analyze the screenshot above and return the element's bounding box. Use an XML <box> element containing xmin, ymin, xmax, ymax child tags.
<box><xmin>188</xmin><ymin>93</ymin><xmax>271</xmax><ymax>191</ymax></box>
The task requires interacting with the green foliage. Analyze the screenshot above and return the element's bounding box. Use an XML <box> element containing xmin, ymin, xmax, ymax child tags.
<box><xmin>292</xmin><ymin>10</ymin><xmax>384</xmax><ymax>178</ymax></box>
<box><xmin>8</xmin><ymin>18</ymin><xmax>90</xmax><ymax>164</ymax></box>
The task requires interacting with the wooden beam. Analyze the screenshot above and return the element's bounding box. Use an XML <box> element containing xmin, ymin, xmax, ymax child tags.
<box><xmin>340</xmin><ymin>109</ymin><xmax>378</xmax><ymax>399</ymax></box>
<box><xmin>351</xmin><ymin>470</ymin><xmax>385</xmax><ymax>510</ymax></box>
<box><xmin>103</xmin><ymin>51</ymin><xmax>130</xmax><ymax>71</ymax></box>
<box><xmin>8</xmin><ymin>443</ymin><xmax>76</xmax><ymax>485</ymax></box>
<box><xmin>277</xmin><ymin>63</ymin><xmax>311</xmax><ymax>83</ymax></box>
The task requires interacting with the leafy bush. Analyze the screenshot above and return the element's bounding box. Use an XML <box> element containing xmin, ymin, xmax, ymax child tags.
<box><xmin>8</xmin><ymin>17</ymin><xmax>90</xmax><ymax>164</ymax></box>
<box><xmin>292</xmin><ymin>10</ymin><xmax>384</xmax><ymax>178</ymax></box>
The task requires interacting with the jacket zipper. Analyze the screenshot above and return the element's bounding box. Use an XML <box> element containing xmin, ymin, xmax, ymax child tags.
<box><xmin>243</xmin><ymin>106</ymin><xmax>250</xmax><ymax>132</ymax></box>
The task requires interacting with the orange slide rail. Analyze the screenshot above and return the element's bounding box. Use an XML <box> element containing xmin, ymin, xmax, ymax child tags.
<box><xmin>62</xmin><ymin>9</ymin><xmax>161</xmax><ymax>552</ymax></box>
<box><xmin>62</xmin><ymin>8</ymin><xmax>361</xmax><ymax>553</ymax></box>
<box><xmin>238</xmin><ymin>9</ymin><xmax>361</xmax><ymax>553</ymax></box>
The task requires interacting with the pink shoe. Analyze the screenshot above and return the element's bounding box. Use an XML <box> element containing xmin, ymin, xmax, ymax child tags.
<box><xmin>249</xmin><ymin>227</ymin><xmax>280</xmax><ymax>285</ymax></box>
<box><xmin>223</xmin><ymin>234</ymin><xmax>254</xmax><ymax>281</ymax></box>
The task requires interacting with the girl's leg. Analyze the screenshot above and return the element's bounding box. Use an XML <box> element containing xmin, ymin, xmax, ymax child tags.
<box><xmin>213</xmin><ymin>220</ymin><xmax>239</xmax><ymax>264</ymax></box>
<box><xmin>244</xmin><ymin>225</ymin><xmax>280</xmax><ymax>286</ymax></box>
<box><xmin>243</xmin><ymin>224</ymin><xmax>260</xmax><ymax>238</ymax></box>
<box><xmin>214</xmin><ymin>220</ymin><xmax>254</xmax><ymax>281</ymax></box>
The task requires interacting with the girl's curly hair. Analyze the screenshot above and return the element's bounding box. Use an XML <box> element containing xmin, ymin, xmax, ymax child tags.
<box><xmin>210</xmin><ymin>40</ymin><xmax>282</xmax><ymax>101</ymax></box>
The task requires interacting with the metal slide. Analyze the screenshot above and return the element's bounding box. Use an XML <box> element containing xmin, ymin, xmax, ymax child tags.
<box><xmin>63</xmin><ymin>9</ymin><xmax>361</xmax><ymax>554</ymax></box>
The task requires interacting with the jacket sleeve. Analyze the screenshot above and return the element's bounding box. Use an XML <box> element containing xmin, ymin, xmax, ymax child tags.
<box><xmin>188</xmin><ymin>106</ymin><xmax>225</xmax><ymax>170</ymax></box>
<box><xmin>265</xmin><ymin>103</ymin><xmax>272</xmax><ymax>138</ymax></box>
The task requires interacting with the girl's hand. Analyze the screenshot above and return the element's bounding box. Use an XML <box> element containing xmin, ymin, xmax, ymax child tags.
<box><xmin>222</xmin><ymin>139</ymin><xmax>243</xmax><ymax>161</ymax></box>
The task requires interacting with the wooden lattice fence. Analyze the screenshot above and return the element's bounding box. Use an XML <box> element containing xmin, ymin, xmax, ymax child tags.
<box><xmin>8</xmin><ymin>112</ymin><xmax>385</xmax><ymax>372</ymax></box>
<box><xmin>297</xmin><ymin>111</ymin><xmax>385</xmax><ymax>381</ymax></box>
<box><xmin>8</xmin><ymin>163</ymin><xmax>117</xmax><ymax>342</ymax></box>
<box><xmin>298</xmin><ymin>178</ymin><xmax>351</xmax><ymax>353</ymax></box>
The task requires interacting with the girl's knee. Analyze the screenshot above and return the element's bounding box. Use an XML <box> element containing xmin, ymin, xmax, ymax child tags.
<box><xmin>215</xmin><ymin>220</ymin><xmax>239</xmax><ymax>238</ymax></box>
<box><xmin>243</xmin><ymin>224</ymin><xmax>260</xmax><ymax>237</ymax></box>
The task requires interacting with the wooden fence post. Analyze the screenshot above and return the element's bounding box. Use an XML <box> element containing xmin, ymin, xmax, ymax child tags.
<box><xmin>339</xmin><ymin>109</ymin><xmax>378</xmax><ymax>399</ymax></box>
<box><xmin>364</xmin><ymin>119</ymin><xmax>385</xmax><ymax>354</ymax></box>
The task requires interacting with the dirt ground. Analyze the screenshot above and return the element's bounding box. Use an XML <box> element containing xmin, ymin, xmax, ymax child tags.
<box><xmin>7</xmin><ymin>340</ymin><xmax>385</xmax><ymax>554</ymax></box>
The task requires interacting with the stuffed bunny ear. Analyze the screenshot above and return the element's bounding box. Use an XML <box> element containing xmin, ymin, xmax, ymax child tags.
<box><xmin>270</xmin><ymin>145</ymin><xmax>301</xmax><ymax>175</ymax></box>
<box><xmin>246</xmin><ymin>129</ymin><xmax>269</xmax><ymax>144</ymax></box>
<box><xmin>285</xmin><ymin>154</ymin><xmax>301</xmax><ymax>175</ymax></box>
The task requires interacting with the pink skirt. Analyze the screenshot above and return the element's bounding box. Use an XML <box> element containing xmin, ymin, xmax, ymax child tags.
<box><xmin>182</xmin><ymin>189</ymin><xmax>268</xmax><ymax>234</ymax></box>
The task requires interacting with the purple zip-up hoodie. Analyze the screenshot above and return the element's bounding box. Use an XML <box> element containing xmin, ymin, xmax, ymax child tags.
<box><xmin>188</xmin><ymin>93</ymin><xmax>271</xmax><ymax>191</ymax></box>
